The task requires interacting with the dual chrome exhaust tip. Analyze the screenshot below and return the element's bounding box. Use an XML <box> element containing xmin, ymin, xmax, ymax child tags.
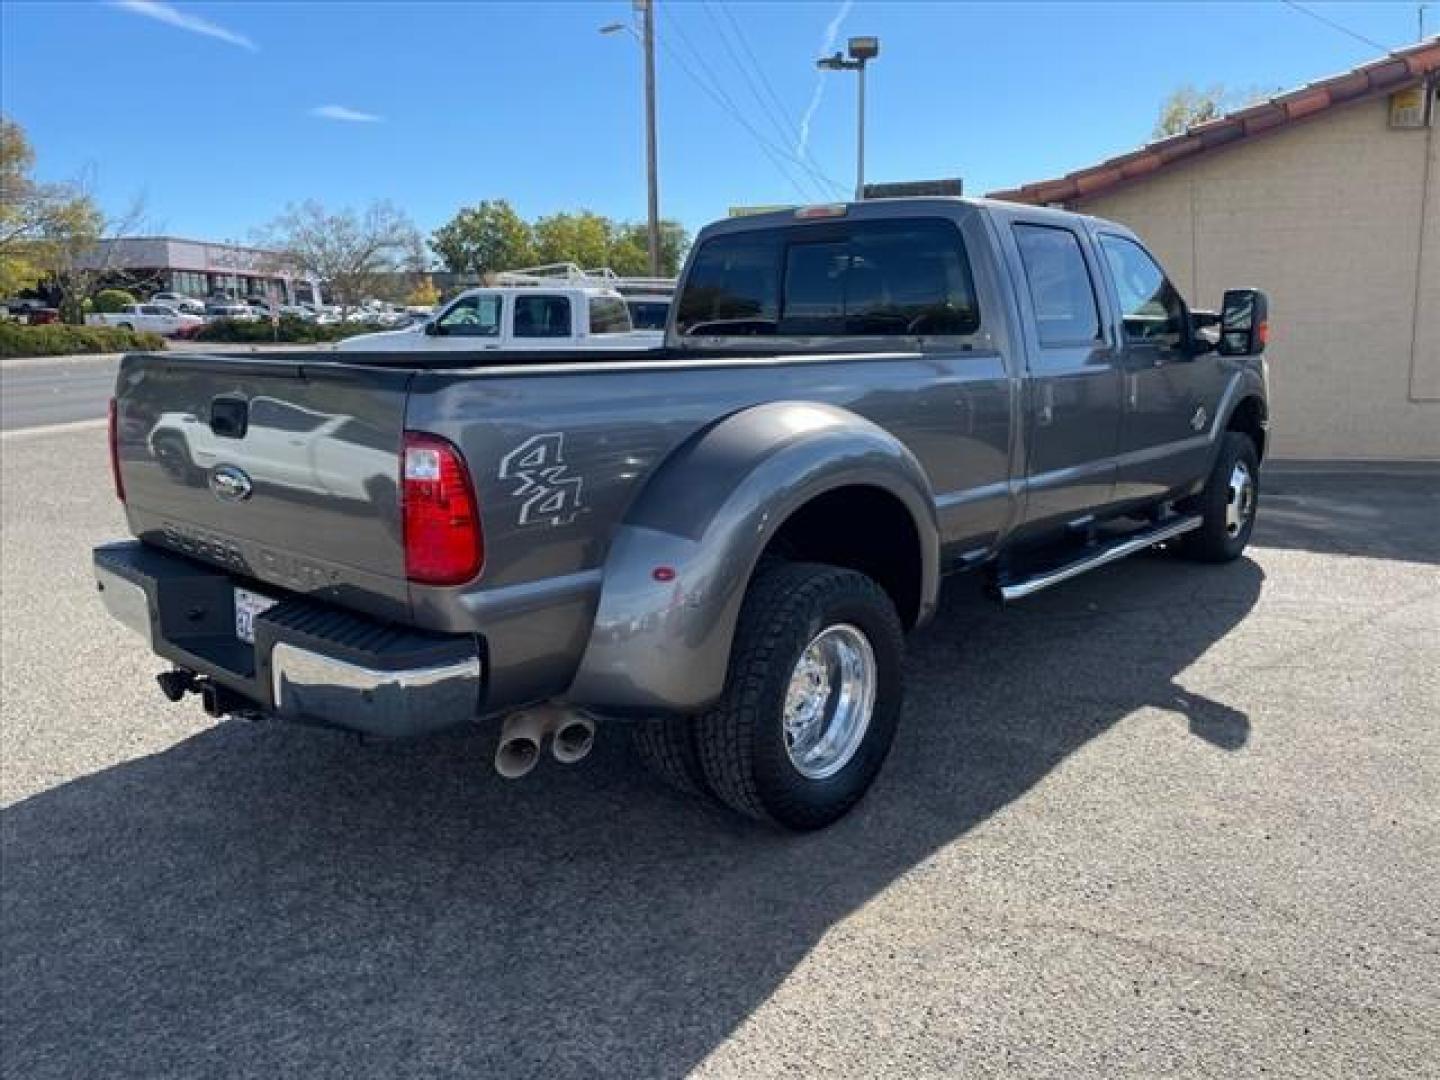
<box><xmin>495</xmin><ymin>706</ymin><xmax>597</xmax><ymax>779</ymax></box>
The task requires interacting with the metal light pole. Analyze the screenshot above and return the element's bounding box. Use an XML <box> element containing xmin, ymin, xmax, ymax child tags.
<box><xmin>601</xmin><ymin>1</ymin><xmax>662</xmax><ymax>277</ymax></box>
<box><xmin>817</xmin><ymin>36</ymin><xmax>880</xmax><ymax>200</ymax></box>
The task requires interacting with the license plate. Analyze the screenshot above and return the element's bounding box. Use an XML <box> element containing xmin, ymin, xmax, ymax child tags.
<box><xmin>234</xmin><ymin>587</ymin><xmax>279</xmax><ymax>644</ymax></box>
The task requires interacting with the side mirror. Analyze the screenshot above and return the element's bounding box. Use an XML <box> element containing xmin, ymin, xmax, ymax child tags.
<box><xmin>1218</xmin><ymin>288</ymin><xmax>1269</xmax><ymax>356</ymax></box>
<box><xmin>424</xmin><ymin>321</ymin><xmax>442</xmax><ymax>337</ymax></box>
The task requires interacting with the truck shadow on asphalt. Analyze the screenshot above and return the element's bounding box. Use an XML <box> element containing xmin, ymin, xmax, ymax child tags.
<box><xmin>2</xmin><ymin>555</ymin><xmax>1262</xmax><ymax>1079</ymax></box>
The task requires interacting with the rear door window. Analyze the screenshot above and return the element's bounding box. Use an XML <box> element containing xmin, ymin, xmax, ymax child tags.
<box><xmin>1013</xmin><ymin>224</ymin><xmax>1101</xmax><ymax>346</ymax></box>
<box><xmin>513</xmin><ymin>294</ymin><xmax>572</xmax><ymax>338</ymax></box>
<box><xmin>250</xmin><ymin>398</ymin><xmax>326</xmax><ymax>434</ymax></box>
<box><xmin>675</xmin><ymin>218</ymin><xmax>979</xmax><ymax>337</ymax></box>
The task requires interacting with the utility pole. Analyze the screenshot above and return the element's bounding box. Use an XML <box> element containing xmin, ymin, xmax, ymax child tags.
<box><xmin>1421</xmin><ymin>4</ymin><xmax>1429</xmax><ymax>39</ymax></box>
<box><xmin>601</xmin><ymin>2</ymin><xmax>662</xmax><ymax>276</ymax></box>
<box><xmin>817</xmin><ymin>37</ymin><xmax>880</xmax><ymax>201</ymax></box>
<box><xmin>640</xmin><ymin>0</ymin><xmax>660</xmax><ymax>276</ymax></box>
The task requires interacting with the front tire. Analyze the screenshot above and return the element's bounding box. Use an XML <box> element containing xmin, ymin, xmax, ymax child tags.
<box><xmin>695</xmin><ymin>562</ymin><xmax>905</xmax><ymax>831</ymax></box>
<box><xmin>1181</xmin><ymin>431</ymin><xmax>1259</xmax><ymax>562</ymax></box>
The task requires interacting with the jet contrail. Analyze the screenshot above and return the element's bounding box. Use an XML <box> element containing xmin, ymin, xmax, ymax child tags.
<box><xmin>796</xmin><ymin>0</ymin><xmax>854</xmax><ymax>160</ymax></box>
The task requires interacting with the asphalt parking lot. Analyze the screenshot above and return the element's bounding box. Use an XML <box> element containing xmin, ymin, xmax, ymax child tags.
<box><xmin>0</xmin><ymin>345</ymin><xmax>331</xmax><ymax>431</ymax></box>
<box><xmin>2</xmin><ymin>428</ymin><xmax>1436</xmax><ymax>1079</ymax></box>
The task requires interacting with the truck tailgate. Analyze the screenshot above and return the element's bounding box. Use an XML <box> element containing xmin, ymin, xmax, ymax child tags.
<box><xmin>114</xmin><ymin>353</ymin><xmax>415</xmax><ymax>622</ymax></box>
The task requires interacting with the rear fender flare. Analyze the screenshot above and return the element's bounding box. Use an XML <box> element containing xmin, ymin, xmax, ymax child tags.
<box><xmin>566</xmin><ymin>402</ymin><xmax>940</xmax><ymax>713</ymax></box>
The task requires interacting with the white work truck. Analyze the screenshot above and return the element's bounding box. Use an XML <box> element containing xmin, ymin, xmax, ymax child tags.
<box><xmin>335</xmin><ymin>269</ymin><xmax>663</xmax><ymax>353</ymax></box>
<box><xmin>86</xmin><ymin>303</ymin><xmax>204</xmax><ymax>337</ymax></box>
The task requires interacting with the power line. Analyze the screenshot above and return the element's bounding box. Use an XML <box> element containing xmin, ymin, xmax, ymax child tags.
<box><xmin>659</xmin><ymin>6</ymin><xmax>828</xmax><ymax>201</ymax></box>
<box><xmin>1279</xmin><ymin>0</ymin><xmax>1394</xmax><ymax>55</ymax></box>
<box><xmin>658</xmin><ymin>6</ymin><xmax>842</xmax><ymax>201</ymax></box>
<box><xmin>719</xmin><ymin>2</ymin><xmax>806</xmax><ymax>148</ymax></box>
<box><xmin>705</xmin><ymin>2</ymin><xmax>812</xmax><ymax>157</ymax></box>
<box><xmin>701</xmin><ymin>1</ymin><xmax>847</xmax><ymax>197</ymax></box>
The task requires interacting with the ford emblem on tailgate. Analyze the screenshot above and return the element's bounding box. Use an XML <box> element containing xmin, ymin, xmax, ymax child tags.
<box><xmin>209</xmin><ymin>465</ymin><xmax>253</xmax><ymax>503</ymax></box>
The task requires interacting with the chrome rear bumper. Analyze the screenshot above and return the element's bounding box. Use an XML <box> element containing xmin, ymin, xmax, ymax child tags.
<box><xmin>270</xmin><ymin>643</ymin><xmax>481</xmax><ymax>735</ymax></box>
<box><xmin>94</xmin><ymin>540</ymin><xmax>483</xmax><ymax>737</ymax></box>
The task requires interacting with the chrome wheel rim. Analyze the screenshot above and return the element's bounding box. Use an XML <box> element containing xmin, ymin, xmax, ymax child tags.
<box><xmin>782</xmin><ymin>624</ymin><xmax>876</xmax><ymax>780</ymax></box>
<box><xmin>1225</xmin><ymin>461</ymin><xmax>1256</xmax><ymax>538</ymax></box>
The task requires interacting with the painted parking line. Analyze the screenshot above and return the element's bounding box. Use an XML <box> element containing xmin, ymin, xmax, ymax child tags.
<box><xmin>0</xmin><ymin>417</ymin><xmax>109</xmax><ymax>441</ymax></box>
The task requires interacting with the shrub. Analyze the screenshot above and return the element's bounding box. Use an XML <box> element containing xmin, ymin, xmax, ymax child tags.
<box><xmin>92</xmin><ymin>289</ymin><xmax>137</xmax><ymax>313</ymax></box>
<box><xmin>0</xmin><ymin>322</ymin><xmax>167</xmax><ymax>358</ymax></box>
<box><xmin>193</xmin><ymin>316</ymin><xmax>387</xmax><ymax>344</ymax></box>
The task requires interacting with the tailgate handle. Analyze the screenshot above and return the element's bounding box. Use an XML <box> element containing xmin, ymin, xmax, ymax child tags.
<box><xmin>209</xmin><ymin>397</ymin><xmax>249</xmax><ymax>439</ymax></box>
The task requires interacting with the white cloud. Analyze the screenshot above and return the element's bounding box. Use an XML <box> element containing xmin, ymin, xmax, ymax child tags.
<box><xmin>309</xmin><ymin>105</ymin><xmax>384</xmax><ymax>123</ymax></box>
<box><xmin>112</xmin><ymin>1</ymin><xmax>256</xmax><ymax>51</ymax></box>
<box><xmin>797</xmin><ymin>0</ymin><xmax>853</xmax><ymax>159</ymax></box>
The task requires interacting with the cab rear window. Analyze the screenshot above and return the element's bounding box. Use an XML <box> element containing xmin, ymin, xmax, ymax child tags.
<box><xmin>675</xmin><ymin>218</ymin><xmax>980</xmax><ymax>337</ymax></box>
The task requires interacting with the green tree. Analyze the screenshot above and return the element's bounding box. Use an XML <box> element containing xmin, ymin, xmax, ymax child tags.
<box><xmin>430</xmin><ymin>199</ymin><xmax>534</xmax><ymax>277</ymax></box>
<box><xmin>531</xmin><ymin>210</ymin><xmax>615</xmax><ymax>271</ymax></box>
<box><xmin>0</xmin><ymin>116</ymin><xmax>100</xmax><ymax>297</ymax></box>
<box><xmin>92</xmin><ymin>288</ymin><xmax>136</xmax><ymax>313</ymax></box>
<box><xmin>610</xmin><ymin>220</ymin><xmax>690</xmax><ymax>276</ymax></box>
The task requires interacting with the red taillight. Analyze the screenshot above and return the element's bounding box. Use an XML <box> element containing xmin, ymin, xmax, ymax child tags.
<box><xmin>402</xmin><ymin>431</ymin><xmax>483</xmax><ymax>586</ymax></box>
<box><xmin>108</xmin><ymin>398</ymin><xmax>125</xmax><ymax>502</ymax></box>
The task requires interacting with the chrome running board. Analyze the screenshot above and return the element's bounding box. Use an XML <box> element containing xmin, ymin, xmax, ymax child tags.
<box><xmin>997</xmin><ymin>516</ymin><xmax>1202</xmax><ymax>602</ymax></box>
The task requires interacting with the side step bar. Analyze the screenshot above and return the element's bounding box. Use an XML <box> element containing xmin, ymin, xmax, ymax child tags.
<box><xmin>997</xmin><ymin>515</ymin><xmax>1202</xmax><ymax>602</ymax></box>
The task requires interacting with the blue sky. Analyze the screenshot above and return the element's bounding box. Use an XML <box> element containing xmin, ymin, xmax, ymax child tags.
<box><xmin>1</xmin><ymin>1</ymin><xmax>1428</xmax><ymax>245</ymax></box>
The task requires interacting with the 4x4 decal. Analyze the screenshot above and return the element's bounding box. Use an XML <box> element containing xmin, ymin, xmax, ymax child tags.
<box><xmin>499</xmin><ymin>434</ymin><xmax>584</xmax><ymax>526</ymax></box>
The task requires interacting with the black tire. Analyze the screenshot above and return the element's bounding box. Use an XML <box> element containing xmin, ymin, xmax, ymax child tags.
<box><xmin>695</xmin><ymin>561</ymin><xmax>905</xmax><ymax>831</ymax></box>
<box><xmin>117</xmin><ymin>322</ymin><xmax>134</xmax><ymax>331</ymax></box>
<box><xmin>1180</xmin><ymin>431</ymin><xmax>1259</xmax><ymax>562</ymax></box>
<box><xmin>629</xmin><ymin>717</ymin><xmax>710</xmax><ymax>798</ymax></box>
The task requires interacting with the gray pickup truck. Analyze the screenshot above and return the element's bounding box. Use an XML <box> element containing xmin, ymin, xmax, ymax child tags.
<box><xmin>95</xmin><ymin>197</ymin><xmax>1270</xmax><ymax>830</ymax></box>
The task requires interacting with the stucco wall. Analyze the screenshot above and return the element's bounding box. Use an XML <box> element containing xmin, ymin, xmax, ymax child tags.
<box><xmin>1080</xmin><ymin>92</ymin><xmax>1440</xmax><ymax>461</ymax></box>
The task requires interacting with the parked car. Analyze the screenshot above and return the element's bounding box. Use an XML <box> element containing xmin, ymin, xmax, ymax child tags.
<box><xmin>1</xmin><ymin>299</ymin><xmax>60</xmax><ymax>324</ymax></box>
<box><xmin>94</xmin><ymin>197</ymin><xmax>1270</xmax><ymax>831</ymax></box>
<box><xmin>150</xmin><ymin>292</ymin><xmax>206</xmax><ymax>316</ymax></box>
<box><xmin>334</xmin><ymin>284</ymin><xmax>664</xmax><ymax>352</ymax></box>
<box><xmin>86</xmin><ymin>303</ymin><xmax>203</xmax><ymax>337</ymax></box>
<box><xmin>204</xmin><ymin>301</ymin><xmax>260</xmax><ymax>322</ymax></box>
